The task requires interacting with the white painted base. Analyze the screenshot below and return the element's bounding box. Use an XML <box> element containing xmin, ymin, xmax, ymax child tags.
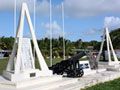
<box><xmin>107</xmin><ymin>64</ymin><xmax>120</xmax><ymax>71</ymax></box>
<box><xmin>98</xmin><ymin>61</ymin><xmax>120</xmax><ymax>71</ymax></box>
<box><xmin>3</xmin><ymin>69</ymin><xmax>53</xmax><ymax>82</ymax></box>
<box><xmin>84</xmin><ymin>68</ymin><xmax>107</xmax><ymax>76</ymax></box>
<box><xmin>83</xmin><ymin>70</ymin><xmax>96</xmax><ymax>76</ymax></box>
<box><xmin>1</xmin><ymin>70</ymin><xmax>120</xmax><ymax>90</ymax></box>
<box><xmin>79</xmin><ymin>61</ymin><xmax>107</xmax><ymax>76</ymax></box>
<box><xmin>96</xmin><ymin>69</ymin><xmax>106</xmax><ymax>73</ymax></box>
<box><xmin>99</xmin><ymin>61</ymin><xmax>120</xmax><ymax>66</ymax></box>
<box><xmin>0</xmin><ymin>75</ymin><xmax>78</xmax><ymax>89</ymax></box>
<box><xmin>79</xmin><ymin>61</ymin><xmax>96</xmax><ymax>76</ymax></box>
<box><xmin>0</xmin><ymin>75</ymin><xmax>62</xmax><ymax>88</ymax></box>
<box><xmin>108</xmin><ymin>61</ymin><xmax>120</xmax><ymax>66</ymax></box>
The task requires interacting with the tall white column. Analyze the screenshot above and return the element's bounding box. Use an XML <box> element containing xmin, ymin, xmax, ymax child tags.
<box><xmin>24</xmin><ymin>3</ymin><xmax>49</xmax><ymax>70</ymax></box>
<box><xmin>14</xmin><ymin>5</ymin><xmax>25</xmax><ymax>74</ymax></box>
<box><xmin>96</xmin><ymin>27</ymin><xmax>119</xmax><ymax>65</ymax></box>
<box><xmin>96</xmin><ymin>30</ymin><xmax>105</xmax><ymax>62</ymax></box>
<box><xmin>106</xmin><ymin>28</ymin><xmax>111</xmax><ymax>63</ymax></box>
<box><xmin>106</xmin><ymin>27</ymin><xmax>118</xmax><ymax>62</ymax></box>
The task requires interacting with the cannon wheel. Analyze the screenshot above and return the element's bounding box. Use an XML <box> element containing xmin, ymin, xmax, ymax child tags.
<box><xmin>66</xmin><ymin>69</ymin><xmax>84</xmax><ymax>77</ymax></box>
<box><xmin>77</xmin><ymin>69</ymin><xmax>84</xmax><ymax>77</ymax></box>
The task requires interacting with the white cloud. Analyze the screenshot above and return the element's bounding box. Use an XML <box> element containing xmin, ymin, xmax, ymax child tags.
<box><xmin>0</xmin><ymin>0</ymin><xmax>51</xmax><ymax>16</ymax></box>
<box><xmin>63</xmin><ymin>0</ymin><xmax>120</xmax><ymax>18</ymax></box>
<box><xmin>42</xmin><ymin>21</ymin><xmax>63</xmax><ymax>38</ymax></box>
<box><xmin>85</xmin><ymin>29</ymin><xmax>96</xmax><ymax>35</ymax></box>
<box><xmin>36</xmin><ymin>0</ymin><xmax>50</xmax><ymax>15</ymax></box>
<box><xmin>104</xmin><ymin>16</ymin><xmax>120</xmax><ymax>29</ymax></box>
<box><xmin>0</xmin><ymin>0</ymin><xmax>120</xmax><ymax>18</ymax></box>
<box><xmin>82</xmin><ymin>28</ymin><xmax>102</xmax><ymax>36</ymax></box>
<box><xmin>0</xmin><ymin>0</ymin><xmax>14</xmax><ymax>11</ymax></box>
<box><xmin>0</xmin><ymin>0</ymin><xmax>35</xmax><ymax>11</ymax></box>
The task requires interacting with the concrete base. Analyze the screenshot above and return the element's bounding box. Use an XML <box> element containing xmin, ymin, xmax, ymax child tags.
<box><xmin>1</xmin><ymin>70</ymin><xmax>120</xmax><ymax>90</ymax></box>
<box><xmin>53</xmin><ymin>71</ymin><xmax>120</xmax><ymax>90</ymax></box>
<box><xmin>96</xmin><ymin>68</ymin><xmax>106</xmax><ymax>73</ymax></box>
<box><xmin>0</xmin><ymin>75</ymin><xmax>78</xmax><ymax>90</ymax></box>
<box><xmin>98</xmin><ymin>61</ymin><xmax>120</xmax><ymax>71</ymax></box>
<box><xmin>98</xmin><ymin>61</ymin><xmax>120</xmax><ymax>66</ymax></box>
<box><xmin>3</xmin><ymin>69</ymin><xmax>53</xmax><ymax>82</ymax></box>
<box><xmin>0</xmin><ymin>75</ymin><xmax>62</xmax><ymax>88</ymax></box>
<box><xmin>107</xmin><ymin>64</ymin><xmax>120</xmax><ymax>71</ymax></box>
<box><xmin>83</xmin><ymin>70</ymin><xmax>96</xmax><ymax>76</ymax></box>
<box><xmin>108</xmin><ymin>61</ymin><xmax>120</xmax><ymax>66</ymax></box>
<box><xmin>83</xmin><ymin>68</ymin><xmax>106</xmax><ymax>76</ymax></box>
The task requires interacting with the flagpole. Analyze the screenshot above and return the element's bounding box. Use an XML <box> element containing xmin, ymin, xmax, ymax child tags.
<box><xmin>34</xmin><ymin>0</ymin><xmax>36</xmax><ymax>33</ymax></box>
<box><xmin>33</xmin><ymin>0</ymin><xmax>36</xmax><ymax>60</ymax></box>
<box><xmin>62</xmin><ymin>2</ymin><xmax>65</xmax><ymax>60</ymax></box>
<box><xmin>50</xmin><ymin>0</ymin><xmax>53</xmax><ymax>66</ymax></box>
<box><xmin>14</xmin><ymin>0</ymin><xmax>16</xmax><ymax>37</ymax></box>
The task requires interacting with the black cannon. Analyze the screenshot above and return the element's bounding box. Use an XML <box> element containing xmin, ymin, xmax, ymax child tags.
<box><xmin>49</xmin><ymin>52</ymin><xmax>86</xmax><ymax>77</ymax></box>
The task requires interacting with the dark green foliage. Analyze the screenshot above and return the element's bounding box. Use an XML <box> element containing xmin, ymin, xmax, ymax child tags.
<box><xmin>1</xmin><ymin>27</ymin><xmax>120</xmax><ymax>59</ymax></box>
<box><xmin>0</xmin><ymin>36</ymin><xmax>102</xmax><ymax>58</ymax></box>
<box><xmin>37</xmin><ymin>37</ymin><xmax>76</xmax><ymax>59</ymax></box>
<box><xmin>0</xmin><ymin>36</ymin><xmax>14</xmax><ymax>50</ymax></box>
<box><xmin>110</xmin><ymin>28</ymin><xmax>120</xmax><ymax>49</ymax></box>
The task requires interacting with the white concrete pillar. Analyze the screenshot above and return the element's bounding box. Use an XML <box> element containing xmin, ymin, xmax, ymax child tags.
<box><xmin>106</xmin><ymin>28</ymin><xmax>112</xmax><ymax>63</ymax></box>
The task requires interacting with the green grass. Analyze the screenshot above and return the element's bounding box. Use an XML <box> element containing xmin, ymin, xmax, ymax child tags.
<box><xmin>0</xmin><ymin>57</ymin><xmax>63</xmax><ymax>74</ymax></box>
<box><xmin>0</xmin><ymin>56</ymin><xmax>87</xmax><ymax>74</ymax></box>
<box><xmin>0</xmin><ymin>58</ymin><xmax>8</xmax><ymax>75</ymax></box>
<box><xmin>82</xmin><ymin>78</ymin><xmax>120</xmax><ymax>90</ymax></box>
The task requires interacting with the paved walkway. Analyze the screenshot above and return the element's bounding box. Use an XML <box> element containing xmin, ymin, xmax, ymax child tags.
<box><xmin>0</xmin><ymin>70</ymin><xmax>120</xmax><ymax>90</ymax></box>
<box><xmin>52</xmin><ymin>71</ymin><xmax>120</xmax><ymax>90</ymax></box>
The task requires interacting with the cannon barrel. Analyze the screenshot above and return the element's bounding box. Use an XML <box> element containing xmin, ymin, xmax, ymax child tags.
<box><xmin>49</xmin><ymin>51</ymin><xmax>86</xmax><ymax>77</ymax></box>
<box><xmin>65</xmin><ymin>51</ymin><xmax>86</xmax><ymax>61</ymax></box>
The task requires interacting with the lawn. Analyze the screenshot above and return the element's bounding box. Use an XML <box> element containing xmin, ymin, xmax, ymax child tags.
<box><xmin>0</xmin><ymin>58</ymin><xmax>8</xmax><ymax>74</ymax></box>
<box><xmin>82</xmin><ymin>78</ymin><xmax>120</xmax><ymax>90</ymax></box>
<box><xmin>0</xmin><ymin>57</ymin><xmax>63</xmax><ymax>74</ymax></box>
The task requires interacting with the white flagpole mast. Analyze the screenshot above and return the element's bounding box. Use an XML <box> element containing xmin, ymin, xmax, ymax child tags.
<box><xmin>50</xmin><ymin>0</ymin><xmax>53</xmax><ymax>66</ymax></box>
<box><xmin>14</xmin><ymin>0</ymin><xmax>16</xmax><ymax>37</ymax></box>
<box><xmin>34</xmin><ymin>0</ymin><xmax>36</xmax><ymax>34</ymax></box>
<box><xmin>62</xmin><ymin>2</ymin><xmax>65</xmax><ymax>60</ymax></box>
<box><xmin>33</xmin><ymin>0</ymin><xmax>36</xmax><ymax>60</ymax></box>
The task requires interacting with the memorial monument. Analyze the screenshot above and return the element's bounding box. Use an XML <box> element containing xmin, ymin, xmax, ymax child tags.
<box><xmin>96</xmin><ymin>27</ymin><xmax>119</xmax><ymax>67</ymax></box>
<box><xmin>3</xmin><ymin>3</ymin><xmax>52</xmax><ymax>82</ymax></box>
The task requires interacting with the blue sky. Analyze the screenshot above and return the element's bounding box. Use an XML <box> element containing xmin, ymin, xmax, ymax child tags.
<box><xmin>0</xmin><ymin>0</ymin><xmax>120</xmax><ymax>41</ymax></box>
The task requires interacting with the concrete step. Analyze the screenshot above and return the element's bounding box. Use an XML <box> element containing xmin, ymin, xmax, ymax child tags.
<box><xmin>1</xmin><ymin>70</ymin><xmax>120</xmax><ymax>90</ymax></box>
<box><xmin>0</xmin><ymin>76</ymin><xmax>77</xmax><ymax>90</ymax></box>
<box><xmin>0</xmin><ymin>75</ymin><xmax>62</xmax><ymax>88</ymax></box>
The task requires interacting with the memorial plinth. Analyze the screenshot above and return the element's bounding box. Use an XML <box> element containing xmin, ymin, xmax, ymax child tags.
<box><xmin>3</xmin><ymin>3</ymin><xmax>53</xmax><ymax>82</ymax></box>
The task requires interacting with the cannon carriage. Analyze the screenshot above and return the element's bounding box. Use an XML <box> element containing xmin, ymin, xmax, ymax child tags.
<box><xmin>49</xmin><ymin>52</ymin><xmax>86</xmax><ymax>77</ymax></box>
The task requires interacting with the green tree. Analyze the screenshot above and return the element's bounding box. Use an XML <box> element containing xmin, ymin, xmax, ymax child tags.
<box><xmin>0</xmin><ymin>36</ymin><xmax>14</xmax><ymax>50</ymax></box>
<box><xmin>110</xmin><ymin>28</ymin><xmax>120</xmax><ymax>49</ymax></box>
